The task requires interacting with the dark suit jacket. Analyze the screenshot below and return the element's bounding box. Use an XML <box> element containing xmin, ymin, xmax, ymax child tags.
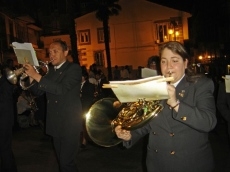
<box><xmin>95</xmin><ymin>78</ymin><xmax>115</xmax><ymax>101</ymax></box>
<box><xmin>80</xmin><ymin>80</ymin><xmax>95</xmax><ymax>115</ymax></box>
<box><xmin>124</xmin><ymin>76</ymin><xmax>217</xmax><ymax>172</ymax></box>
<box><xmin>0</xmin><ymin>76</ymin><xmax>14</xmax><ymax>150</ymax></box>
<box><xmin>30</xmin><ymin>61</ymin><xmax>82</xmax><ymax>137</ymax></box>
<box><xmin>217</xmin><ymin>81</ymin><xmax>230</xmax><ymax>122</ymax></box>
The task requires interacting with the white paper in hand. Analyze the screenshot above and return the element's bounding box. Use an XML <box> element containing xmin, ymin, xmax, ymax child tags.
<box><xmin>141</xmin><ymin>68</ymin><xmax>157</xmax><ymax>78</ymax></box>
<box><xmin>109</xmin><ymin>76</ymin><xmax>169</xmax><ymax>103</ymax></box>
<box><xmin>12</xmin><ymin>42</ymin><xmax>39</xmax><ymax>66</ymax></box>
<box><xmin>225</xmin><ymin>75</ymin><xmax>230</xmax><ymax>93</ymax></box>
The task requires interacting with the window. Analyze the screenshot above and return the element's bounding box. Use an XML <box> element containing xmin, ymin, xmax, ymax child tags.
<box><xmin>94</xmin><ymin>51</ymin><xmax>104</xmax><ymax>66</ymax></box>
<box><xmin>78</xmin><ymin>29</ymin><xmax>91</xmax><ymax>45</ymax></box>
<box><xmin>97</xmin><ymin>28</ymin><xmax>110</xmax><ymax>43</ymax></box>
<box><xmin>155</xmin><ymin>18</ymin><xmax>182</xmax><ymax>43</ymax></box>
<box><xmin>155</xmin><ymin>22</ymin><xmax>170</xmax><ymax>43</ymax></box>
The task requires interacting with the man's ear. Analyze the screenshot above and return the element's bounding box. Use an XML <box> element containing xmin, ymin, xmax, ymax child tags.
<box><xmin>185</xmin><ymin>59</ymin><xmax>188</xmax><ymax>69</ymax></box>
<box><xmin>64</xmin><ymin>50</ymin><xmax>69</xmax><ymax>57</ymax></box>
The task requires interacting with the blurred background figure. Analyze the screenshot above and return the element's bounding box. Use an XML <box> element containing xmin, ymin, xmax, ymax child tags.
<box><xmin>147</xmin><ymin>55</ymin><xmax>161</xmax><ymax>75</ymax></box>
<box><xmin>17</xmin><ymin>90</ymin><xmax>40</xmax><ymax>128</ymax></box>
<box><xmin>94</xmin><ymin>70</ymin><xmax>108</xmax><ymax>101</ymax></box>
<box><xmin>120</xmin><ymin>66</ymin><xmax>129</xmax><ymax>80</ymax></box>
<box><xmin>94</xmin><ymin>70</ymin><xmax>115</xmax><ymax>101</ymax></box>
<box><xmin>5</xmin><ymin>58</ymin><xmax>16</xmax><ymax>71</ymax></box>
<box><xmin>80</xmin><ymin>70</ymin><xmax>95</xmax><ymax>148</ymax></box>
<box><xmin>141</xmin><ymin>56</ymin><xmax>161</xmax><ymax>78</ymax></box>
<box><xmin>113</xmin><ymin>65</ymin><xmax>121</xmax><ymax>80</ymax></box>
<box><xmin>0</xmin><ymin>64</ymin><xmax>17</xmax><ymax>172</ymax></box>
<box><xmin>3</xmin><ymin>58</ymin><xmax>21</xmax><ymax>131</ymax></box>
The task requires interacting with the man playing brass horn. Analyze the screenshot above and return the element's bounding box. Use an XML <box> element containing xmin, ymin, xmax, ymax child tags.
<box><xmin>115</xmin><ymin>41</ymin><xmax>217</xmax><ymax>172</ymax></box>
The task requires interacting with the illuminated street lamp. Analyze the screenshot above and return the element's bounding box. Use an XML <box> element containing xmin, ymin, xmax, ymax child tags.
<box><xmin>175</xmin><ymin>31</ymin><xmax>179</xmax><ymax>41</ymax></box>
<box><xmin>168</xmin><ymin>29</ymin><xmax>174</xmax><ymax>41</ymax></box>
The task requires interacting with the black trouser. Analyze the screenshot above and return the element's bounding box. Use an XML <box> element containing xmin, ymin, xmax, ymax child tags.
<box><xmin>0</xmin><ymin>127</ymin><xmax>17</xmax><ymax>172</ymax></box>
<box><xmin>53</xmin><ymin>133</ymin><xmax>80</xmax><ymax>172</ymax></box>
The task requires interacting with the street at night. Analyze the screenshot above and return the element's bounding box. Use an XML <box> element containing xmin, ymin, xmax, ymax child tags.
<box><xmin>12</xmin><ymin>120</ymin><xmax>230</xmax><ymax>172</ymax></box>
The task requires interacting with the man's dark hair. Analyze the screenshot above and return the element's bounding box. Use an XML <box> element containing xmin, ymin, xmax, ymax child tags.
<box><xmin>53</xmin><ymin>40</ymin><xmax>68</xmax><ymax>51</ymax></box>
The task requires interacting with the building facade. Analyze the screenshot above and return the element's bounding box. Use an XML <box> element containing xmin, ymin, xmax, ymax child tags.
<box><xmin>75</xmin><ymin>0</ymin><xmax>191</xmax><ymax>74</ymax></box>
<box><xmin>0</xmin><ymin>12</ymin><xmax>42</xmax><ymax>65</ymax></box>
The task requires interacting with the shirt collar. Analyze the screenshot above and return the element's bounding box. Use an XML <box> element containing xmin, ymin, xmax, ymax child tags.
<box><xmin>172</xmin><ymin>74</ymin><xmax>185</xmax><ymax>87</ymax></box>
<box><xmin>55</xmin><ymin>61</ymin><xmax>66</xmax><ymax>70</ymax></box>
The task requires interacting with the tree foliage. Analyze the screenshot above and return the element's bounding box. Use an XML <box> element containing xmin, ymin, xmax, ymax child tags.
<box><xmin>94</xmin><ymin>0</ymin><xmax>121</xmax><ymax>80</ymax></box>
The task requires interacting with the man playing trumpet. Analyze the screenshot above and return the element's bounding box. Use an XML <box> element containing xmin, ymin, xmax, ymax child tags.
<box><xmin>24</xmin><ymin>40</ymin><xmax>82</xmax><ymax>172</ymax></box>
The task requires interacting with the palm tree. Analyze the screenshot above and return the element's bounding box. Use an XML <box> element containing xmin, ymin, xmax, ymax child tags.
<box><xmin>66</xmin><ymin>0</ymin><xmax>80</xmax><ymax>64</ymax></box>
<box><xmin>94</xmin><ymin>0</ymin><xmax>121</xmax><ymax>80</ymax></box>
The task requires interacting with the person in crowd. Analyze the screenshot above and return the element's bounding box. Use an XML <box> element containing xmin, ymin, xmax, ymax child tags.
<box><xmin>4</xmin><ymin>58</ymin><xmax>21</xmax><ymax>131</ymax></box>
<box><xmin>216</xmin><ymin>78</ymin><xmax>230</xmax><ymax>142</ymax></box>
<box><xmin>82</xmin><ymin>65</ymin><xmax>97</xmax><ymax>85</ymax></box>
<box><xmin>24</xmin><ymin>40</ymin><xmax>82</xmax><ymax>172</ymax></box>
<box><xmin>147</xmin><ymin>55</ymin><xmax>161</xmax><ymax>75</ymax></box>
<box><xmin>113</xmin><ymin>65</ymin><xmax>121</xmax><ymax>80</ymax></box>
<box><xmin>17</xmin><ymin>90</ymin><xmax>38</xmax><ymax>128</ymax></box>
<box><xmin>125</xmin><ymin>65</ymin><xmax>132</xmax><ymax>79</ymax></box>
<box><xmin>80</xmin><ymin>70</ymin><xmax>95</xmax><ymax>148</ymax></box>
<box><xmin>120</xmin><ymin>66</ymin><xmax>129</xmax><ymax>80</ymax></box>
<box><xmin>115</xmin><ymin>41</ymin><xmax>217</xmax><ymax>172</ymax></box>
<box><xmin>0</xmin><ymin>65</ymin><xmax>17</xmax><ymax>172</ymax></box>
<box><xmin>5</xmin><ymin>58</ymin><xmax>16</xmax><ymax>70</ymax></box>
<box><xmin>94</xmin><ymin>70</ymin><xmax>109</xmax><ymax>101</ymax></box>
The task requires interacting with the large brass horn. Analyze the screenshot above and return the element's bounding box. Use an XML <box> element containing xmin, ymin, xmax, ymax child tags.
<box><xmin>85</xmin><ymin>98</ymin><xmax>163</xmax><ymax>147</ymax></box>
<box><xmin>6</xmin><ymin>61</ymin><xmax>49</xmax><ymax>90</ymax></box>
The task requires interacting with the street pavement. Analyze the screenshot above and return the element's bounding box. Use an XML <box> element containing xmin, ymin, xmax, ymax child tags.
<box><xmin>11</xmin><ymin>120</ymin><xmax>230</xmax><ymax>172</ymax></box>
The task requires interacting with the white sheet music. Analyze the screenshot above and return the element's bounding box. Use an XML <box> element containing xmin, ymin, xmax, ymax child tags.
<box><xmin>109</xmin><ymin>76</ymin><xmax>169</xmax><ymax>103</ymax></box>
<box><xmin>225</xmin><ymin>75</ymin><xmax>230</xmax><ymax>93</ymax></box>
<box><xmin>141</xmin><ymin>68</ymin><xmax>157</xmax><ymax>78</ymax></box>
<box><xmin>12</xmin><ymin>42</ymin><xmax>39</xmax><ymax>66</ymax></box>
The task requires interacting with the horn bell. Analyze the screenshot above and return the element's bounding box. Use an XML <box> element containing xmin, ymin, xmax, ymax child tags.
<box><xmin>85</xmin><ymin>98</ymin><xmax>163</xmax><ymax>147</ymax></box>
<box><xmin>85</xmin><ymin>98</ymin><xmax>124</xmax><ymax>147</ymax></box>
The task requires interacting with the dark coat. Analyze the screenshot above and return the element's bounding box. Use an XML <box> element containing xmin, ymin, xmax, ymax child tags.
<box><xmin>80</xmin><ymin>80</ymin><xmax>95</xmax><ymax>115</ymax></box>
<box><xmin>30</xmin><ymin>61</ymin><xmax>82</xmax><ymax>137</ymax></box>
<box><xmin>216</xmin><ymin>81</ymin><xmax>230</xmax><ymax>137</ymax></box>
<box><xmin>217</xmin><ymin>81</ymin><xmax>230</xmax><ymax>121</ymax></box>
<box><xmin>95</xmin><ymin>78</ymin><xmax>114</xmax><ymax>101</ymax></box>
<box><xmin>124</xmin><ymin>76</ymin><xmax>217</xmax><ymax>172</ymax></box>
<box><xmin>0</xmin><ymin>76</ymin><xmax>17</xmax><ymax>171</ymax></box>
<box><xmin>95</xmin><ymin>78</ymin><xmax>108</xmax><ymax>100</ymax></box>
<box><xmin>0</xmin><ymin>76</ymin><xmax>14</xmax><ymax>130</ymax></box>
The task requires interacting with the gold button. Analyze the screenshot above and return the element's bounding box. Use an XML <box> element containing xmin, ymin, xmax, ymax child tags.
<box><xmin>169</xmin><ymin>133</ymin><xmax>174</xmax><ymax>137</ymax></box>
<box><xmin>153</xmin><ymin>132</ymin><xmax>156</xmax><ymax>135</ymax></box>
<box><xmin>55</xmin><ymin>101</ymin><xmax>58</xmax><ymax>103</ymax></box>
<box><xmin>181</xmin><ymin>117</ymin><xmax>187</xmax><ymax>121</ymax></box>
<box><xmin>155</xmin><ymin>149</ymin><xmax>158</xmax><ymax>153</ymax></box>
<box><xmin>170</xmin><ymin>151</ymin><xmax>175</xmax><ymax>155</ymax></box>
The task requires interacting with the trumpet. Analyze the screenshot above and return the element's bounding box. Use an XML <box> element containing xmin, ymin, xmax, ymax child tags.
<box><xmin>6</xmin><ymin>60</ymin><xmax>51</xmax><ymax>90</ymax></box>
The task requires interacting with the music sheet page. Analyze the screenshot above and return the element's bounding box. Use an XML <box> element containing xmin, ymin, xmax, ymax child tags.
<box><xmin>12</xmin><ymin>42</ymin><xmax>39</xmax><ymax>66</ymax></box>
<box><xmin>108</xmin><ymin>76</ymin><xmax>169</xmax><ymax>103</ymax></box>
<box><xmin>225</xmin><ymin>75</ymin><xmax>230</xmax><ymax>93</ymax></box>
